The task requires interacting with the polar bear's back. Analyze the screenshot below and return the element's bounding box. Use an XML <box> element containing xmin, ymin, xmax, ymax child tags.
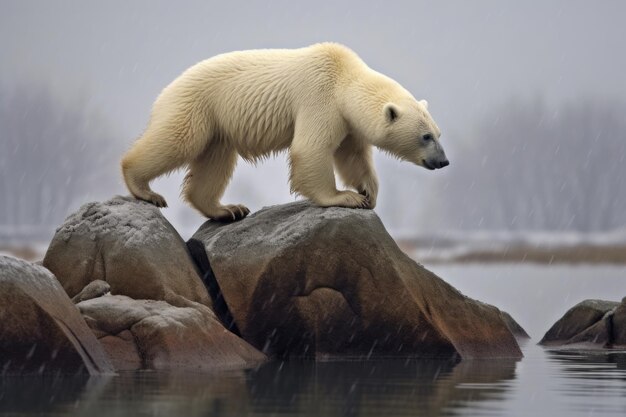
<box><xmin>152</xmin><ymin>43</ymin><xmax>365</xmax><ymax>159</ymax></box>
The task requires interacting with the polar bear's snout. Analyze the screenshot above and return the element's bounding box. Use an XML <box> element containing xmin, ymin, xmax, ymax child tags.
<box><xmin>422</xmin><ymin>140</ymin><xmax>450</xmax><ymax>170</ymax></box>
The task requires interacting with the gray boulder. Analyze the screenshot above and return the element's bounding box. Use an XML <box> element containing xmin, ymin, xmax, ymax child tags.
<box><xmin>43</xmin><ymin>196</ymin><xmax>211</xmax><ymax>309</ymax></box>
<box><xmin>41</xmin><ymin>196</ymin><xmax>266</xmax><ymax>371</ymax></box>
<box><xmin>612</xmin><ymin>298</ymin><xmax>626</xmax><ymax>346</ymax></box>
<box><xmin>540</xmin><ymin>299</ymin><xmax>624</xmax><ymax>347</ymax></box>
<box><xmin>77</xmin><ymin>294</ymin><xmax>266</xmax><ymax>371</ymax></box>
<box><xmin>501</xmin><ymin>311</ymin><xmax>530</xmax><ymax>339</ymax></box>
<box><xmin>192</xmin><ymin>201</ymin><xmax>523</xmax><ymax>360</ymax></box>
<box><xmin>0</xmin><ymin>255</ymin><xmax>113</xmax><ymax>375</ymax></box>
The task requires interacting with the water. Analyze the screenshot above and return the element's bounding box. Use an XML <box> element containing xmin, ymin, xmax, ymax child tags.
<box><xmin>428</xmin><ymin>263</ymin><xmax>626</xmax><ymax>339</ymax></box>
<box><xmin>1</xmin><ymin>264</ymin><xmax>625</xmax><ymax>417</ymax></box>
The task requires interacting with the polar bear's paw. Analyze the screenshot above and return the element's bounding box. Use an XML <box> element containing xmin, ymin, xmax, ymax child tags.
<box><xmin>210</xmin><ymin>204</ymin><xmax>250</xmax><ymax>222</ymax></box>
<box><xmin>137</xmin><ymin>191</ymin><xmax>168</xmax><ymax>208</ymax></box>
<box><xmin>321</xmin><ymin>191</ymin><xmax>370</xmax><ymax>210</ymax></box>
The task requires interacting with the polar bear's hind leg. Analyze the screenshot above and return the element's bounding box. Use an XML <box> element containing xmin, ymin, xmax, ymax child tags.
<box><xmin>121</xmin><ymin>132</ymin><xmax>188</xmax><ymax>208</ymax></box>
<box><xmin>182</xmin><ymin>142</ymin><xmax>249</xmax><ymax>221</ymax></box>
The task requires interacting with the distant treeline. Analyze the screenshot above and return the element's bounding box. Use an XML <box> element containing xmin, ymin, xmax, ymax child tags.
<box><xmin>437</xmin><ymin>97</ymin><xmax>626</xmax><ymax>232</ymax></box>
<box><xmin>0</xmin><ymin>84</ymin><xmax>120</xmax><ymax>239</ymax></box>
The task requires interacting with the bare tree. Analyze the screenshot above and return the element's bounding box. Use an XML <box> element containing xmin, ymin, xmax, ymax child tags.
<box><xmin>438</xmin><ymin>98</ymin><xmax>626</xmax><ymax>232</ymax></box>
<box><xmin>0</xmin><ymin>84</ymin><xmax>121</xmax><ymax>241</ymax></box>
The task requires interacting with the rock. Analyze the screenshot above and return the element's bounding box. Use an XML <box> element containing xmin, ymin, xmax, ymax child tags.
<box><xmin>191</xmin><ymin>201</ymin><xmax>522</xmax><ymax>359</ymax></box>
<box><xmin>500</xmin><ymin>311</ymin><xmax>530</xmax><ymax>339</ymax></box>
<box><xmin>71</xmin><ymin>279</ymin><xmax>110</xmax><ymax>303</ymax></box>
<box><xmin>41</xmin><ymin>196</ymin><xmax>265</xmax><ymax>371</ymax></box>
<box><xmin>567</xmin><ymin>311</ymin><xmax>612</xmax><ymax>345</ymax></box>
<box><xmin>77</xmin><ymin>295</ymin><xmax>266</xmax><ymax>370</ymax></box>
<box><xmin>539</xmin><ymin>299</ymin><xmax>620</xmax><ymax>346</ymax></box>
<box><xmin>612</xmin><ymin>301</ymin><xmax>626</xmax><ymax>346</ymax></box>
<box><xmin>43</xmin><ymin>196</ymin><xmax>211</xmax><ymax>309</ymax></box>
<box><xmin>0</xmin><ymin>255</ymin><xmax>114</xmax><ymax>375</ymax></box>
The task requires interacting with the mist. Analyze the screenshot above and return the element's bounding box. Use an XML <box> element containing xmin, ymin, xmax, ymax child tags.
<box><xmin>2</xmin><ymin>0</ymin><xmax>625</xmax><ymax>240</ymax></box>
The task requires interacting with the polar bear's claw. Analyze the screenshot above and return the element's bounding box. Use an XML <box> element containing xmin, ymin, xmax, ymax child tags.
<box><xmin>211</xmin><ymin>204</ymin><xmax>250</xmax><ymax>222</ymax></box>
<box><xmin>325</xmin><ymin>190</ymin><xmax>370</xmax><ymax>210</ymax></box>
<box><xmin>138</xmin><ymin>192</ymin><xmax>168</xmax><ymax>208</ymax></box>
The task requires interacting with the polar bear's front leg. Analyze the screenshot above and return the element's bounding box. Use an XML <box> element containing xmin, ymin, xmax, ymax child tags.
<box><xmin>289</xmin><ymin>114</ymin><xmax>368</xmax><ymax>209</ymax></box>
<box><xmin>334</xmin><ymin>137</ymin><xmax>379</xmax><ymax>209</ymax></box>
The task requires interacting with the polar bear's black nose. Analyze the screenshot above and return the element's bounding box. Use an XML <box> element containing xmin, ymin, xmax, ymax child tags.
<box><xmin>439</xmin><ymin>159</ymin><xmax>450</xmax><ymax>168</ymax></box>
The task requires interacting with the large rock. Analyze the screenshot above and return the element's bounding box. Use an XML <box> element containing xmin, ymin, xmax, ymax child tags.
<box><xmin>43</xmin><ymin>196</ymin><xmax>211</xmax><ymax>308</ymax></box>
<box><xmin>500</xmin><ymin>311</ymin><xmax>530</xmax><ymax>340</ymax></box>
<box><xmin>192</xmin><ymin>201</ymin><xmax>522</xmax><ymax>359</ymax></box>
<box><xmin>42</xmin><ymin>196</ymin><xmax>266</xmax><ymax>370</ymax></box>
<box><xmin>0</xmin><ymin>255</ymin><xmax>114</xmax><ymax>375</ymax></box>
<box><xmin>540</xmin><ymin>298</ymin><xmax>626</xmax><ymax>347</ymax></box>
<box><xmin>613</xmin><ymin>299</ymin><xmax>626</xmax><ymax>346</ymax></box>
<box><xmin>77</xmin><ymin>294</ymin><xmax>266</xmax><ymax>371</ymax></box>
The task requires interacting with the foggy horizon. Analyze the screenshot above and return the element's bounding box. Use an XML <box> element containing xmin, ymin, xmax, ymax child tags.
<box><xmin>2</xmin><ymin>0</ymin><xmax>626</xmax><ymax>241</ymax></box>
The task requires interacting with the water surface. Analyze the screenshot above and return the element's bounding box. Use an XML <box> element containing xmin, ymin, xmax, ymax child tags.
<box><xmin>1</xmin><ymin>264</ymin><xmax>625</xmax><ymax>417</ymax></box>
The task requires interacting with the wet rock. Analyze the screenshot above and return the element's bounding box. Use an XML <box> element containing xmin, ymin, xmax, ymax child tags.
<box><xmin>41</xmin><ymin>196</ymin><xmax>265</xmax><ymax>371</ymax></box>
<box><xmin>0</xmin><ymin>255</ymin><xmax>114</xmax><ymax>375</ymax></box>
<box><xmin>43</xmin><ymin>196</ymin><xmax>211</xmax><ymax>309</ymax></box>
<box><xmin>612</xmin><ymin>299</ymin><xmax>626</xmax><ymax>346</ymax></box>
<box><xmin>539</xmin><ymin>299</ymin><xmax>620</xmax><ymax>346</ymax></box>
<box><xmin>567</xmin><ymin>312</ymin><xmax>612</xmax><ymax>345</ymax></box>
<box><xmin>500</xmin><ymin>311</ymin><xmax>530</xmax><ymax>339</ymax></box>
<box><xmin>71</xmin><ymin>279</ymin><xmax>110</xmax><ymax>303</ymax></box>
<box><xmin>191</xmin><ymin>201</ymin><xmax>522</xmax><ymax>360</ymax></box>
<box><xmin>77</xmin><ymin>295</ymin><xmax>266</xmax><ymax>370</ymax></box>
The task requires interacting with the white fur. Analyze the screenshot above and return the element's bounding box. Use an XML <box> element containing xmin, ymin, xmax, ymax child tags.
<box><xmin>121</xmin><ymin>43</ymin><xmax>442</xmax><ymax>221</ymax></box>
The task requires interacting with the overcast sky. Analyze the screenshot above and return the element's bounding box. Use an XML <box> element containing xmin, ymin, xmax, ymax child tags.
<box><xmin>2</xmin><ymin>1</ymin><xmax>625</xmax><ymax>237</ymax></box>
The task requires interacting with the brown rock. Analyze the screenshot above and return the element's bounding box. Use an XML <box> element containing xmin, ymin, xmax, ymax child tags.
<box><xmin>98</xmin><ymin>330</ymin><xmax>142</xmax><ymax>371</ymax></box>
<box><xmin>43</xmin><ymin>196</ymin><xmax>211</xmax><ymax>309</ymax></box>
<box><xmin>539</xmin><ymin>299</ymin><xmax>620</xmax><ymax>346</ymax></box>
<box><xmin>71</xmin><ymin>279</ymin><xmax>110</xmax><ymax>303</ymax></box>
<box><xmin>0</xmin><ymin>255</ymin><xmax>114</xmax><ymax>375</ymax></box>
<box><xmin>500</xmin><ymin>311</ymin><xmax>530</xmax><ymax>339</ymax></box>
<box><xmin>77</xmin><ymin>295</ymin><xmax>266</xmax><ymax>370</ymax></box>
<box><xmin>191</xmin><ymin>201</ymin><xmax>522</xmax><ymax>359</ymax></box>
<box><xmin>567</xmin><ymin>312</ymin><xmax>612</xmax><ymax>345</ymax></box>
<box><xmin>610</xmin><ymin>299</ymin><xmax>626</xmax><ymax>346</ymax></box>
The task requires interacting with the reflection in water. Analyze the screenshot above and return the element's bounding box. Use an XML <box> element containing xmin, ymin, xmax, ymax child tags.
<box><xmin>0</xmin><ymin>358</ymin><xmax>517</xmax><ymax>417</ymax></box>
<box><xmin>545</xmin><ymin>350</ymin><xmax>626</xmax><ymax>416</ymax></box>
<box><xmin>247</xmin><ymin>358</ymin><xmax>516</xmax><ymax>417</ymax></box>
<box><xmin>2</xmin><ymin>348</ymin><xmax>626</xmax><ymax>416</ymax></box>
<box><xmin>0</xmin><ymin>374</ymin><xmax>91</xmax><ymax>414</ymax></box>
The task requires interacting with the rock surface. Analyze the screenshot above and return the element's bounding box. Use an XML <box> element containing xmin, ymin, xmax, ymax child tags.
<box><xmin>612</xmin><ymin>300</ymin><xmax>626</xmax><ymax>346</ymax></box>
<box><xmin>192</xmin><ymin>201</ymin><xmax>523</xmax><ymax>359</ymax></box>
<box><xmin>43</xmin><ymin>196</ymin><xmax>211</xmax><ymax>308</ymax></box>
<box><xmin>501</xmin><ymin>311</ymin><xmax>530</xmax><ymax>339</ymax></box>
<box><xmin>540</xmin><ymin>298</ymin><xmax>626</xmax><ymax>347</ymax></box>
<box><xmin>0</xmin><ymin>255</ymin><xmax>114</xmax><ymax>375</ymax></box>
<box><xmin>71</xmin><ymin>279</ymin><xmax>111</xmax><ymax>303</ymax></box>
<box><xmin>77</xmin><ymin>294</ymin><xmax>266</xmax><ymax>371</ymax></box>
<box><xmin>40</xmin><ymin>196</ymin><xmax>266</xmax><ymax>371</ymax></box>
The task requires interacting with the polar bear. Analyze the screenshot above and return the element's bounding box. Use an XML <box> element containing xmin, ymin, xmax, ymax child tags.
<box><xmin>121</xmin><ymin>43</ymin><xmax>449</xmax><ymax>221</ymax></box>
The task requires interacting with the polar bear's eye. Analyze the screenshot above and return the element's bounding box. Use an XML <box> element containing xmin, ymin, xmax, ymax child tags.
<box><xmin>422</xmin><ymin>133</ymin><xmax>433</xmax><ymax>142</ymax></box>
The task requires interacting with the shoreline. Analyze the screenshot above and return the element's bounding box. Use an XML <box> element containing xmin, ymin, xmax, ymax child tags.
<box><xmin>400</xmin><ymin>242</ymin><xmax>626</xmax><ymax>265</ymax></box>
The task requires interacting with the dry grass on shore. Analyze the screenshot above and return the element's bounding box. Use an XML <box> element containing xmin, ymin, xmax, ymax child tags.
<box><xmin>0</xmin><ymin>246</ymin><xmax>44</xmax><ymax>262</ymax></box>
<box><xmin>419</xmin><ymin>244</ymin><xmax>626</xmax><ymax>264</ymax></box>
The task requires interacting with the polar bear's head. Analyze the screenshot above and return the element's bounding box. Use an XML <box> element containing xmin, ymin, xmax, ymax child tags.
<box><xmin>379</xmin><ymin>99</ymin><xmax>449</xmax><ymax>171</ymax></box>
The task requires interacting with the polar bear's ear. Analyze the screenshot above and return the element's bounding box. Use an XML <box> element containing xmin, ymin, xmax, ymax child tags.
<box><xmin>383</xmin><ymin>103</ymin><xmax>400</xmax><ymax>123</ymax></box>
<box><xmin>419</xmin><ymin>99</ymin><xmax>429</xmax><ymax>109</ymax></box>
